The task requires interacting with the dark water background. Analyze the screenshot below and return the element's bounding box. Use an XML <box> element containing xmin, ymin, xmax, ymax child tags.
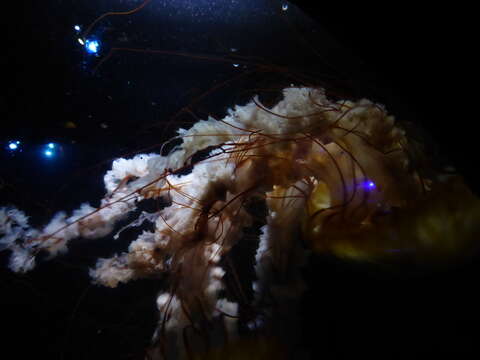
<box><xmin>1</xmin><ymin>1</ymin><xmax>477</xmax><ymax>359</ymax></box>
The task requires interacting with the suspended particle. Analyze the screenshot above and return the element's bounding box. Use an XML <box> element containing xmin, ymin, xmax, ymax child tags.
<box><xmin>64</xmin><ymin>121</ymin><xmax>77</xmax><ymax>129</ymax></box>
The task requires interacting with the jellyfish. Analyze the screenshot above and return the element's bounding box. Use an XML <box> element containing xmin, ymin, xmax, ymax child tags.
<box><xmin>2</xmin><ymin>85</ymin><xmax>480</xmax><ymax>359</ymax></box>
<box><xmin>2</xmin><ymin>1</ymin><xmax>479</xmax><ymax>359</ymax></box>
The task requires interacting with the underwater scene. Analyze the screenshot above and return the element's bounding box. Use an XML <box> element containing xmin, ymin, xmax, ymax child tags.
<box><xmin>1</xmin><ymin>1</ymin><xmax>478</xmax><ymax>359</ymax></box>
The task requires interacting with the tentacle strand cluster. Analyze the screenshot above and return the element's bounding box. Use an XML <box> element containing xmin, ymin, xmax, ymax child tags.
<box><xmin>2</xmin><ymin>87</ymin><xmax>479</xmax><ymax>359</ymax></box>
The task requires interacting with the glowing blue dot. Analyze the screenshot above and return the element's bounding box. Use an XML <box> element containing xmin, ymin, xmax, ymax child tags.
<box><xmin>367</xmin><ymin>181</ymin><xmax>376</xmax><ymax>189</ymax></box>
<box><xmin>7</xmin><ymin>140</ymin><xmax>21</xmax><ymax>151</ymax></box>
<box><xmin>41</xmin><ymin>142</ymin><xmax>59</xmax><ymax>158</ymax></box>
<box><xmin>85</xmin><ymin>39</ymin><xmax>100</xmax><ymax>54</ymax></box>
<box><xmin>282</xmin><ymin>4</ymin><xmax>289</xmax><ymax>11</ymax></box>
<box><xmin>74</xmin><ymin>25</ymin><xmax>81</xmax><ymax>32</ymax></box>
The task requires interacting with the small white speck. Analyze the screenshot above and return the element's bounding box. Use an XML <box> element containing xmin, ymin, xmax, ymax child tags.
<box><xmin>282</xmin><ymin>4</ymin><xmax>289</xmax><ymax>11</ymax></box>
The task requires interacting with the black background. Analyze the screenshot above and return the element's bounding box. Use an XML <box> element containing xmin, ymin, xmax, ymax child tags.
<box><xmin>1</xmin><ymin>1</ymin><xmax>477</xmax><ymax>359</ymax></box>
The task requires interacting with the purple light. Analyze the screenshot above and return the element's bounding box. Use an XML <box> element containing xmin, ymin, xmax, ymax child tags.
<box><xmin>367</xmin><ymin>181</ymin><xmax>376</xmax><ymax>189</ymax></box>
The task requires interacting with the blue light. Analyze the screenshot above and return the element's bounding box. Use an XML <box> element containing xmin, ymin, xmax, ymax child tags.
<box><xmin>74</xmin><ymin>25</ymin><xmax>81</xmax><ymax>32</ymax></box>
<box><xmin>7</xmin><ymin>140</ymin><xmax>21</xmax><ymax>151</ymax></box>
<box><xmin>85</xmin><ymin>39</ymin><xmax>100</xmax><ymax>54</ymax></box>
<box><xmin>367</xmin><ymin>180</ymin><xmax>376</xmax><ymax>189</ymax></box>
<box><xmin>42</xmin><ymin>142</ymin><xmax>59</xmax><ymax>159</ymax></box>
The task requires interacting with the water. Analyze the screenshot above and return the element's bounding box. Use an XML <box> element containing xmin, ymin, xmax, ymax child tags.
<box><xmin>1</xmin><ymin>1</ymin><xmax>478</xmax><ymax>359</ymax></box>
